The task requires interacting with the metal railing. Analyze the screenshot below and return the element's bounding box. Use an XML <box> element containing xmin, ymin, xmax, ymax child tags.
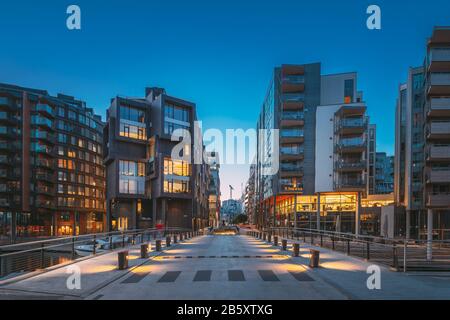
<box><xmin>0</xmin><ymin>227</ymin><xmax>192</xmax><ymax>280</ymax></box>
<box><xmin>263</xmin><ymin>227</ymin><xmax>450</xmax><ymax>272</ymax></box>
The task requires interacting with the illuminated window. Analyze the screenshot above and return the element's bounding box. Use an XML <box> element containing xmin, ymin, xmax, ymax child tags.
<box><xmin>163</xmin><ymin>158</ymin><xmax>191</xmax><ymax>177</ymax></box>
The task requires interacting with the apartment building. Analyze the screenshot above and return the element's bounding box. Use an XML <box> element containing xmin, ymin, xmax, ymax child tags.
<box><xmin>424</xmin><ymin>27</ymin><xmax>450</xmax><ymax>241</ymax></box>
<box><xmin>206</xmin><ymin>152</ymin><xmax>221</xmax><ymax>228</ymax></box>
<box><xmin>104</xmin><ymin>87</ymin><xmax>211</xmax><ymax>231</ymax></box>
<box><xmin>0</xmin><ymin>83</ymin><xmax>105</xmax><ymax>243</ymax></box>
<box><xmin>394</xmin><ymin>67</ymin><xmax>426</xmax><ymax>239</ymax></box>
<box><xmin>244</xmin><ymin>164</ymin><xmax>256</xmax><ymax>225</ymax></box>
<box><xmin>253</xmin><ymin>64</ymin><xmax>388</xmax><ymax>234</ymax></box>
<box><xmin>395</xmin><ymin>27</ymin><xmax>450</xmax><ymax>241</ymax></box>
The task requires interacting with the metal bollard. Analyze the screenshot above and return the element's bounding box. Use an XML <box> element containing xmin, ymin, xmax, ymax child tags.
<box><xmin>393</xmin><ymin>245</ymin><xmax>398</xmax><ymax>269</ymax></box>
<box><xmin>155</xmin><ymin>240</ymin><xmax>162</xmax><ymax>251</ymax></box>
<box><xmin>174</xmin><ymin>235</ymin><xmax>178</xmax><ymax>243</ymax></box>
<box><xmin>366</xmin><ymin>242</ymin><xmax>370</xmax><ymax>260</ymax></box>
<box><xmin>263</xmin><ymin>233</ymin><xmax>267</xmax><ymax>241</ymax></box>
<box><xmin>274</xmin><ymin>236</ymin><xmax>279</xmax><ymax>246</ymax></box>
<box><xmin>309</xmin><ymin>250</ymin><xmax>320</xmax><ymax>268</ymax></box>
<box><xmin>118</xmin><ymin>251</ymin><xmax>129</xmax><ymax>270</ymax></box>
<box><xmin>166</xmin><ymin>236</ymin><xmax>171</xmax><ymax>247</ymax></box>
<box><xmin>293</xmin><ymin>243</ymin><xmax>300</xmax><ymax>257</ymax></box>
<box><xmin>282</xmin><ymin>239</ymin><xmax>287</xmax><ymax>251</ymax></box>
<box><xmin>268</xmin><ymin>234</ymin><xmax>272</xmax><ymax>243</ymax></box>
<box><xmin>347</xmin><ymin>240</ymin><xmax>351</xmax><ymax>255</ymax></box>
<box><xmin>140</xmin><ymin>244</ymin><xmax>149</xmax><ymax>259</ymax></box>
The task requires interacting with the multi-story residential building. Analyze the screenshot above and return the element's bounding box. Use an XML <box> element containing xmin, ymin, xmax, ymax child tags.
<box><xmin>255</xmin><ymin>63</ymin><xmax>321</xmax><ymax>229</ymax></box>
<box><xmin>395</xmin><ymin>27</ymin><xmax>450</xmax><ymax>242</ymax></box>
<box><xmin>221</xmin><ymin>199</ymin><xmax>243</xmax><ymax>224</ymax></box>
<box><xmin>394</xmin><ymin>67</ymin><xmax>426</xmax><ymax>239</ymax></box>
<box><xmin>375</xmin><ymin>152</ymin><xmax>394</xmax><ymax>195</ymax></box>
<box><xmin>254</xmin><ymin>64</ymin><xmax>382</xmax><ymax>235</ymax></box>
<box><xmin>0</xmin><ymin>83</ymin><xmax>105</xmax><ymax>243</ymax></box>
<box><xmin>244</xmin><ymin>164</ymin><xmax>256</xmax><ymax>225</ymax></box>
<box><xmin>206</xmin><ymin>152</ymin><xmax>221</xmax><ymax>228</ymax></box>
<box><xmin>104</xmin><ymin>87</ymin><xmax>210</xmax><ymax>232</ymax></box>
<box><xmin>423</xmin><ymin>27</ymin><xmax>450</xmax><ymax>242</ymax></box>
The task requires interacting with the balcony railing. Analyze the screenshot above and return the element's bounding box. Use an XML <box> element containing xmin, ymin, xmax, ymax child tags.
<box><xmin>36</xmin><ymin>104</ymin><xmax>55</xmax><ymax>116</ymax></box>
<box><xmin>427</xmin><ymin>169</ymin><xmax>450</xmax><ymax>183</ymax></box>
<box><xmin>280</xmin><ymin>129</ymin><xmax>304</xmax><ymax>138</ymax></box>
<box><xmin>281</xmin><ymin>111</ymin><xmax>304</xmax><ymax>121</ymax></box>
<box><xmin>427</xmin><ymin>145</ymin><xmax>450</xmax><ymax>160</ymax></box>
<box><xmin>280</xmin><ymin>148</ymin><xmax>304</xmax><ymax>156</ymax></box>
<box><xmin>282</xmin><ymin>94</ymin><xmax>305</xmax><ymax>103</ymax></box>
<box><xmin>427</xmin><ymin>194</ymin><xmax>450</xmax><ymax>208</ymax></box>
<box><xmin>336</xmin><ymin>175</ymin><xmax>366</xmax><ymax>189</ymax></box>
<box><xmin>336</xmin><ymin>138</ymin><xmax>366</xmax><ymax>151</ymax></box>
<box><xmin>335</xmin><ymin>160</ymin><xmax>366</xmax><ymax>170</ymax></box>
<box><xmin>282</xmin><ymin>75</ymin><xmax>305</xmax><ymax>84</ymax></box>
<box><xmin>430</xmin><ymin>73</ymin><xmax>450</xmax><ymax>86</ymax></box>
<box><xmin>429</xmin><ymin>121</ymin><xmax>450</xmax><ymax>136</ymax></box>
<box><xmin>431</xmin><ymin>98</ymin><xmax>450</xmax><ymax>111</ymax></box>
<box><xmin>430</xmin><ymin>48</ymin><xmax>450</xmax><ymax>62</ymax></box>
<box><xmin>338</xmin><ymin>118</ymin><xmax>367</xmax><ymax>129</ymax></box>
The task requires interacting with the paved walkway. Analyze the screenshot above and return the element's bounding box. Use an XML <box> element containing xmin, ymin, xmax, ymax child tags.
<box><xmin>1</xmin><ymin>232</ymin><xmax>449</xmax><ymax>300</ymax></box>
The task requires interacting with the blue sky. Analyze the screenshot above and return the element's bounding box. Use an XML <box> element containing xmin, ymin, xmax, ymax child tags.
<box><xmin>1</xmin><ymin>0</ymin><xmax>449</xmax><ymax>200</ymax></box>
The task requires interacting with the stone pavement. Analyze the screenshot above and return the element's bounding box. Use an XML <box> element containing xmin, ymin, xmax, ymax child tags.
<box><xmin>0</xmin><ymin>232</ymin><xmax>449</xmax><ymax>300</ymax></box>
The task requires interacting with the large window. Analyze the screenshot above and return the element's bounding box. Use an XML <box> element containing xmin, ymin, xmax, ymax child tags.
<box><xmin>163</xmin><ymin>158</ymin><xmax>191</xmax><ymax>177</ymax></box>
<box><xmin>165</xmin><ymin>103</ymin><xmax>190</xmax><ymax>122</ymax></box>
<box><xmin>120</xmin><ymin>122</ymin><xmax>146</xmax><ymax>140</ymax></box>
<box><xmin>120</xmin><ymin>105</ymin><xmax>145</xmax><ymax>123</ymax></box>
<box><xmin>164</xmin><ymin>179</ymin><xmax>190</xmax><ymax>193</ymax></box>
<box><xmin>119</xmin><ymin>160</ymin><xmax>145</xmax><ymax>195</ymax></box>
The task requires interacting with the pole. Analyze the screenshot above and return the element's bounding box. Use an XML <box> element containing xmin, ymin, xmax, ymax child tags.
<box><xmin>316</xmin><ymin>193</ymin><xmax>321</xmax><ymax>231</ymax></box>
<box><xmin>427</xmin><ymin>209</ymin><xmax>433</xmax><ymax>261</ymax></box>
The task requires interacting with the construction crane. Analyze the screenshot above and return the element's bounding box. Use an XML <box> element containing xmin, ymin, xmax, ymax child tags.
<box><xmin>229</xmin><ymin>185</ymin><xmax>234</xmax><ymax>200</ymax></box>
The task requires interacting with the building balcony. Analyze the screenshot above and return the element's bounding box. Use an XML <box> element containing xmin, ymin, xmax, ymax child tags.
<box><xmin>427</xmin><ymin>145</ymin><xmax>450</xmax><ymax>162</ymax></box>
<box><xmin>427</xmin><ymin>194</ymin><xmax>450</xmax><ymax>208</ymax></box>
<box><xmin>32</xmin><ymin>145</ymin><xmax>54</xmax><ymax>155</ymax></box>
<box><xmin>282</xmin><ymin>93</ymin><xmax>305</xmax><ymax>104</ymax></box>
<box><xmin>427</xmin><ymin>121</ymin><xmax>450</xmax><ymax>139</ymax></box>
<box><xmin>0</xmin><ymin>142</ymin><xmax>18</xmax><ymax>153</ymax></box>
<box><xmin>32</xmin><ymin>131</ymin><xmax>56</xmax><ymax>143</ymax></box>
<box><xmin>335</xmin><ymin>138</ymin><xmax>367</xmax><ymax>153</ymax></box>
<box><xmin>335</xmin><ymin>118</ymin><xmax>367</xmax><ymax>135</ymax></box>
<box><xmin>282</xmin><ymin>101</ymin><xmax>304</xmax><ymax>111</ymax></box>
<box><xmin>426</xmin><ymin>169</ymin><xmax>450</xmax><ymax>184</ymax></box>
<box><xmin>282</xmin><ymin>65</ymin><xmax>305</xmax><ymax>76</ymax></box>
<box><xmin>35</xmin><ymin>159</ymin><xmax>54</xmax><ymax>169</ymax></box>
<box><xmin>0</xmin><ymin>97</ymin><xmax>15</xmax><ymax>110</ymax></box>
<box><xmin>280</xmin><ymin>151</ymin><xmax>304</xmax><ymax>161</ymax></box>
<box><xmin>335</xmin><ymin>160</ymin><xmax>366</xmax><ymax>172</ymax></box>
<box><xmin>35</xmin><ymin>173</ymin><xmax>55</xmax><ymax>183</ymax></box>
<box><xmin>281</xmin><ymin>75</ymin><xmax>305</xmax><ymax>93</ymax></box>
<box><xmin>335</xmin><ymin>178</ymin><xmax>366</xmax><ymax>192</ymax></box>
<box><xmin>35</xmin><ymin>186</ymin><xmax>55</xmax><ymax>196</ymax></box>
<box><xmin>36</xmin><ymin>104</ymin><xmax>55</xmax><ymax>118</ymax></box>
<box><xmin>428</xmin><ymin>48</ymin><xmax>450</xmax><ymax>72</ymax></box>
<box><xmin>0</xmin><ymin>112</ymin><xmax>19</xmax><ymax>125</ymax></box>
<box><xmin>0</xmin><ymin>127</ymin><xmax>17</xmax><ymax>139</ymax></box>
<box><xmin>279</xmin><ymin>165</ymin><xmax>304</xmax><ymax>178</ymax></box>
<box><xmin>32</xmin><ymin>118</ymin><xmax>54</xmax><ymax>130</ymax></box>
<box><xmin>280</xmin><ymin>111</ymin><xmax>305</xmax><ymax>127</ymax></box>
<box><xmin>428</xmin><ymin>73</ymin><xmax>450</xmax><ymax>95</ymax></box>
<box><xmin>428</xmin><ymin>98</ymin><xmax>450</xmax><ymax>117</ymax></box>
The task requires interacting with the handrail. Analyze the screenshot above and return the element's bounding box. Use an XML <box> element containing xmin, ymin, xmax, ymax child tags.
<box><xmin>0</xmin><ymin>227</ymin><xmax>194</xmax><ymax>279</ymax></box>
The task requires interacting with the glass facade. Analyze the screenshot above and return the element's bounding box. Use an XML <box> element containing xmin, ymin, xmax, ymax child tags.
<box><xmin>119</xmin><ymin>160</ymin><xmax>145</xmax><ymax>195</ymax></box>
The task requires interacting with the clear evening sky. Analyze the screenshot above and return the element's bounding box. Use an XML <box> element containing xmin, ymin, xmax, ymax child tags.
<box><xmin>1</xmin><ymin>0</ymin><xmax>449</xmax><ymax>200</ymax></box>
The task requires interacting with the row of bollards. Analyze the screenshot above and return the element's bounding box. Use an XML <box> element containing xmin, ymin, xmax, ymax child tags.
<box><xmin>118</xmin><ymin>230</ymin><xmax>202</xmax><ymax>270</ymax></box>
<box><xmin>250</xmin><ymin>231</ymin><xmax>319</xmax><ymax>268</ymax></box>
